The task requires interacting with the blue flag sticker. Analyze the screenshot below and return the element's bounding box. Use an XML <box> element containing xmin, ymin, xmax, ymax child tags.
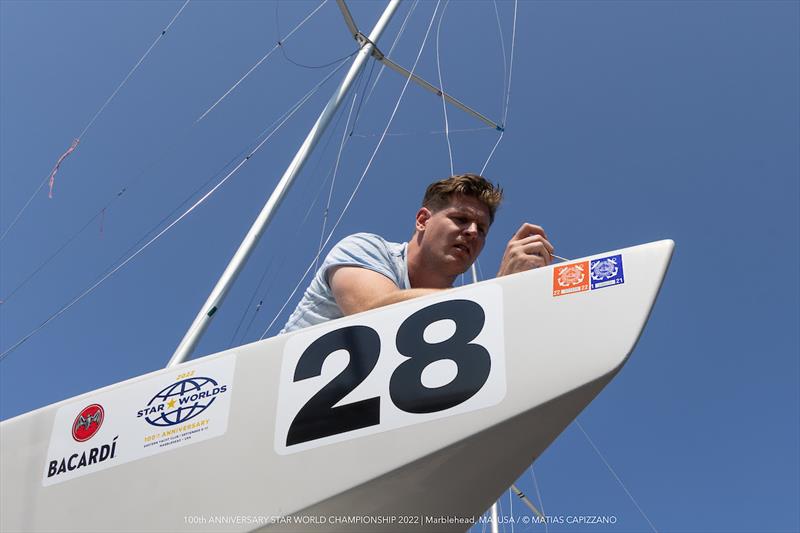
<box><xmin>590</xmin><ymin>254</ymin><xmax>624</xmax><ymax>290</ymax></box>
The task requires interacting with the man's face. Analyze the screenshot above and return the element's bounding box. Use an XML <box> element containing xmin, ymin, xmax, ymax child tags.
<box><xmin>416</xmin><ymin>194</ymin><xmax>491</xmax><ymax>275</ymax></box>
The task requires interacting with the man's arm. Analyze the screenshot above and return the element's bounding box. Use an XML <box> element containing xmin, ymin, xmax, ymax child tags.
<box><xmin>329</xmin><ymin>266</ymin><xmax>442</xmax><ymax>316</ymax></box>
<box><xmin>497</xmin><ymin>223</ymin><xmax>555</xmax><ymax>276</ymax></box>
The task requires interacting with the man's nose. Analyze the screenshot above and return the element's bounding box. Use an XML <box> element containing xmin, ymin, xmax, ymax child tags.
<box><xmin>463</xmin><ymin>222</ymin><xmax>478</xmax><ymax>237</ymax></box>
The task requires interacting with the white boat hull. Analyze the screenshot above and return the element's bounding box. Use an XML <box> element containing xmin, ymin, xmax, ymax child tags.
<box><xmin>1</xmin><ymin>240</ymin><xmax>673</xmax><ymax>532</ymax></box>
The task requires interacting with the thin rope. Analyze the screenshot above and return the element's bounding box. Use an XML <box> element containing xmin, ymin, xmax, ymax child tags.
<box><xmin>480</xmin><ymin>0</ymin><xmax>517</xmax><ymax>176</ymax></box>
<box><xmin>0</xmin><ymin>1</ymin><xmax>191</xmax><ymax>244</ymax></box>
<box><xmin>79</xmin><ymin>0</ymin><xmax>190</xmax><ymax>140</ymax></box>
<box><xmin>507</xmin><ymin>488</ymin><xmax>515</xmax><ymax>533</ymax></box>
<box><xmin>195</xmin><ymin>0</ymin><xmax>328</xmax><ymax>123</ymax></box>
<box><xmin>347</xmin><ymin>59</ymin><xmax>376</xmax><ymax>137</ymax></box>
<box><xmin>1</xmin><ymin>210</ymin><xmax>101</xmax><ymax>306</ymax></box>
<box><xmin>275</xmin><ymin>0</ymin><xmax>354</xmax><ymax>70</ymax></box>
<box><xmin>501</xmin><ymin>0</ymin><xmax>516</xmax><ymax>127</ymax></box>
<box><xmin>492</xmin><ymin>0</ymin><xmax>508</xmax><ymax>126</ymax></box>
<box><xmin>1</xmin><ymin>127</ymin><xmax>196</xmax><ymax>305</ymax></box>
<box><xmin>235</xmin><ymin>148</ymin><xmax>341</xmax><ymax>346</ymax></box>
<box><xmin>351</xmin><ymin>126</ymin><xmax>493</xmax><ymax>139</ymax></box>
<box><xmin>260</xmin><ymin>1</ymin><xmax>443</xmax><ymax>339</ymax></box>
<box><xmin>1</xmin><ymin>54</ymin><xmax>353</xmax><ymax>310</ymax></box>
<box><xmin>575</xmin><ymin>420</ymin><xmax>659</xmax><ymax>533</ymax></box>
<box><xmin>235</xmin><ymin>65</ymin><xmax>370</xmax><ymax>345</ymax></box>
<box><xmin>230</xmin><ymin>158</ymin><xmax>336</xmax><ymax>347</ymax></box>
<box><xmin>497</xmin><ymin>499</ymin><xmax>505</xmax><ymax>533</ymax></box>
<box><xmin>530</xmin><ymin>467</ymin><xmax>547</xmax><ymax>532</ymax></box>
<box><xmin>480</xmin><ymin>132</ymin><xmax>503</xmax><ymax>176</ymax></box>
<box><xmin>435</xmin><ymin>0</ymin><xmax>454</xmax><ymax>175</ymax></box>
<box><xmin>362</xmin><ymin>0</ymin><xmax>419</xmax><ymax>108</ymax></box>
<box><xmin>0</xmin><ymin>58</ymin><xmax>351</xmax><ymax>362</ymax></box>
<box><xmin>317</xmin><ymin>83</ymin><xmax>361</xmax><ymax>271</ymax></box>
<box><xmin>280</xmin><ymin>46</ymin><xmax>356</xmax><ymax>70</ymax></box>
<box><xmin>230</xmin><ymin>65</ymin><xmax>365</xmax><ymax>347</ymax></box>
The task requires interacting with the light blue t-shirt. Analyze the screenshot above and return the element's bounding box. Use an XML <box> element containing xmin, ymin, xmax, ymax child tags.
<box><xmin>280</xmin><ymin>233</ymin><xmax>411</xmax><ymax>334</ymax></box>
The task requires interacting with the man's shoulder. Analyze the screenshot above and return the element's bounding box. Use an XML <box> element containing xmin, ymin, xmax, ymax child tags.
<box><xmin>324</xmin><ymin>233</ymin><xmax>405</xmax><ymax>272</ymax></box>
<box><xmin>334</xmin><ymin>232</ymin><xmax>401</xmax><ymax>254</ymax></box>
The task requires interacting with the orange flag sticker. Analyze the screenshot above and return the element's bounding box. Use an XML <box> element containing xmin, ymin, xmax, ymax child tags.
<box><xmin>553</xmin><ymin>261</ymin><xmax>590</xmax><ymax>296</ymax></box>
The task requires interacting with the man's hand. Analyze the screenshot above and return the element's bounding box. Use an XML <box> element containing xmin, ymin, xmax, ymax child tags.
<box><xmin>329</xmin><ymin>266</ymin><xmax>442</xmax><ymax>316</ymax></box>
<box><xmin>496</xmin><ymin>223</ymin><xmax>555</xmax><ymax>277</ymax></box>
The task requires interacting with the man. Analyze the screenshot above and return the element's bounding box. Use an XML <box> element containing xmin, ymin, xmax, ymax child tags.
<box><xmin>280</xmin><ymin>173</ymin><xmax>554</xmax><ymax>334</ymax></box>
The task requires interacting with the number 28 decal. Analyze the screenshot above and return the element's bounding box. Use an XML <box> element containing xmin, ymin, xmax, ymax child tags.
<box><xmin>275</xmin><ymin>286</ymin><xmax>506</xmax><ymax>454</ymax></box>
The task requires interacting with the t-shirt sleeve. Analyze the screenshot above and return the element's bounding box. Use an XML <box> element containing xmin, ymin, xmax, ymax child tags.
<box><xmin>320</xmin><ymin>233</ymin><xmax>400</xmax><ymax>289</ymax></box>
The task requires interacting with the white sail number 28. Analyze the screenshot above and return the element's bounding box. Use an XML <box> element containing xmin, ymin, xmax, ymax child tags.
<box><xmin>286</xmin><ymin>299</ymin><xmax>492</xmax><ymax>446</ymax></box>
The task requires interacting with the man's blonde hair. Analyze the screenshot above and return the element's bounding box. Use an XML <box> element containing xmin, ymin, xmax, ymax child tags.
<box><xmin>422</xmin><ymin>173</ymin><xmax>503</xmax><ymax>223</ymax></box>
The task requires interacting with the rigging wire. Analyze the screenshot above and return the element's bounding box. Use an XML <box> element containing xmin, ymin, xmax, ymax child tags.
<box><xmin>229</xmin><ymin>155</ymin><xmax>341</xmax><ymax>348</ymax></box>
<box><xmin>260</xmin><ymin>0</ymin><xmax>444</xmax><ymax>339</ymax></box>
<box><xmin>195</xmin><ymin>0</ymin><xmax>328</xmax><ymax>123</ymax></box>
<box><xmin>0</xmin><ymin>57</ymin><xmax>353</xmax><ymax>362</ymax></box>
<box><xmin>0</xmin><ymin>0</ymin><xmax>191</xmax><ymax>244</ymax></box>
<box><xmin>227</xmin><ymin>65</ymin><xmax>367</xmax><ymax>347</ymax></box>
<box><xmin>317</xmin><ymin>72</ymin><xmax>364</xmax><ymax>271</ymax></box>
<box><xmin>480</xmin><ymin>0</ymin><xmax>517</xmax><ymax>176</ymax></box>
<box><xmin>346</xmin><ymin>58</ymin><xmax>377</xmax><ymax>138</ymax></box>
<box><xmin>492</xmin><ymin>0</ymin><xmax>509</xmax><ymax>128</ymax></box>
<box><xmin>80</xmin><ymin>0</ymin><xmax>191</xmax><ymax>141</ymax></box>
<box><xmin>362</xmin><ymin>0</ymin><xmax>420</xmax><ymax>109</ymax></box>
<box><xmin>279</xmin><ymin>47</ymin><xmax>356</xmax><ymax>70</ymax></box>
<box><xmin>3</xmin><ymin>3</ymin><xmax>347</xmax><ymax>310</ymax></box>
<box><xmin>235</xmin><ymin>57</ymin><xmax>370</xmax><ymax>342</ymax></box>
<box><xmin>275</xmin><ymin>0</ymin><xmax>355</xmax><ymax>70</ymax></box>
<box><xmin>529</xmin><ymin>467</ymin><xmax>548</xmax><ymax>532</ymax></box>
<box><xmin>0</xmin><ymin>210</ymin><xmax>100</xmax><ymax>306</ymax></box>
<box><xmin>575</xmin><ymin>420</ymin><xmax>659</xmax><ymax>533</ymax></box>
<box><xmin>507</xmin><ymin>489</ymin><xmax>514</xmax><ymax>533</ymax></box>
<box><xmin>0</xmin><ymin>123</ymin><xmax>202</xmax><ymax>306</ymax></box>
<box><xmin>232</xmin><ymin>134</ymin><xmax>345</xmax><ymax>346</ymax></box>
<box><xmin>435</xmin><ymin>0</ymin><xmax>455</xmax><ymax>176</ymax></box>
<box><xmin>351</xmin><ymin>126</ymin><xmax>494</xmax><ymax>138</ymax></box>
<box><xmin>236</xmin><ymin>58</ymin><xmax>373</xmax><ymax>345</ymax></box>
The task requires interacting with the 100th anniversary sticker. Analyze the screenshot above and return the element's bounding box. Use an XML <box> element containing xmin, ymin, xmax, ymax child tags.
<box><xmin>42</xmin><ymin>354</ymin><xmax>235</xmax><ymax>486</ymax></box>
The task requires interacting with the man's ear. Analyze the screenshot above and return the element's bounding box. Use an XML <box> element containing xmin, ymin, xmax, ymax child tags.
<box><xmin>415</xmin><ymin>207</ymin><xmax>431</xmax><ymax>232</ymax></box>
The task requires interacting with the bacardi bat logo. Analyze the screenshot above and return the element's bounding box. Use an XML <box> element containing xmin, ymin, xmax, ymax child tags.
<box><xmin>72</xmin><ymin>404</ymin><xmax>104</xmax><ymax>442</ymax></box>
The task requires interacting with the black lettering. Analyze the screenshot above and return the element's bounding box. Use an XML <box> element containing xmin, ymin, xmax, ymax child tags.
<box><xmin>88</xmin><ymin>447</ymin><xmax>99</xmax><ymax>465</ymax></box>
<box><xmin>67</xmin><ymin>453</ymin><xmax>78</xmax><ymax>470</ymax></box>
<box><xmin>47</xmin><ymin>461</ymin><xmax>57</xmax><ymax>477</ymax></box>
<box><xmin>287</xmin><ymin>326</ymin><xmax>381</xmax><ymax>446</ymax></box>
<box><xmin>57</xmin><ymin>459</ymin><xmax>67</xmax><ymax>475</ymax></box>
<box><xmin>77</xmin><ymin>452</ymin><xmax>87</xmax><ymax>468</ymax></box>
<box><xmin>111</xmin><ymin>436</ymin><xmax>118</xmax><ymax>458</ymax></box>
<box><xmin>99</xmin><ymin>444</ymin><xmax>110</xmax><ymax>462</ymax></box>
<box><xmin>390</xmin><ymin>300</ymin><xmax>490</xmax><ymax>413</ymax></box>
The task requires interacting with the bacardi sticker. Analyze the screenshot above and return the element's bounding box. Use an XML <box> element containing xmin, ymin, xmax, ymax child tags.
<box><xmin>553</xmin><ymin>261</ymin><xmax>590</xmax><ymax>296</ymax></box>
<box><xmin>274</xmin><ymin>283</ymin><xmax>506</xmax><ymax>455</ymax></box>
<box><xmin>590</xmin><ymin>254</ymin><xmax>624</xmax><ymax>289</ymax></box>
<box><xmin>43</xmin><ymin>354</ymin><xmax>235</xmax><ymax>486</ymax></box>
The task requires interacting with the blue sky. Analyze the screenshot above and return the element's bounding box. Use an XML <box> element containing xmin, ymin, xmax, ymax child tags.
<box><xmin>1</xmin><ymin>1</ymin><xmax>798</xmax><ymax>532</ymax></box>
